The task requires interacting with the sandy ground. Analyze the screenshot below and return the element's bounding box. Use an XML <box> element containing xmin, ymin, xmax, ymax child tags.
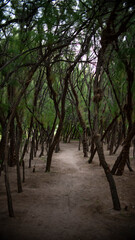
<box><xmin>0</xmin><ymin>141</ymin><xmax>135</xmax><ymax>240</ymax></box>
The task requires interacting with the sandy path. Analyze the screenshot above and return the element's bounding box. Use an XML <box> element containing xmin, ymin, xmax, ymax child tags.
<box><xmin>0</xmin><ymin>141</ymin><xmax>135</xmax><ymax>240</ymax></box>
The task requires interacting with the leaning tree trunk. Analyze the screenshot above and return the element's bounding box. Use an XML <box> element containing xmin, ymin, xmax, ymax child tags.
<box><xmin>0</xmin><ymin>126</ymin><xmax>6</xmax><ymax>172</ymax></box>
<box><xmin>69</xmin><ymin>79</ymin><xmax>88</xmax><ymax>157</ymax></box>
<box><xmin>46</xmin><ymin>145</ymin><xmax>54</xmax><ymax>172</ymax></box>
<box><xmin>93</xmin><ymin>92</ymin><xmax>121</xmax><ymax>210</ymax></box>
<box><xmin>8</xmin><ymin>118</ymin><xmax>16</xmax><ymax>167</ymax></box>
<box><xmin>16</xmin><ymin>113</ymin><xmax>23</xmax><ymax>193</ymax></box>
<box><xmin>109</xmin><ymin>121</ymin><xmax>117</xmax><ymax>155</ymax></box>
<box><xmin>4</xmin><ymin>163</ymin><xmax>15</xmax><ymax>217</ymax></box>
<box><xmin>4</xmin><ymin>121</ymin><xmax>15</xmax><ymax>217</ymax></box>
<box><xmin>29</xmin><ymin>134</ymin><xmax>35</xmax><ymax>168</ymax></box>
<box><xmin>94</xmin><ymin>134</ymin><xmax>121</xmax><ymax>210</ymax></box>
<box><xmin>46</xmin><ymin>121</ymin><xmax>62</xmax><ymax>172</ymax></box>
<box><xmin>92</xmin><ymin>19</ymin><xmax>122</xmax><ymax>209</ymax></box>
<box><xmin>88</xmin><ymin>114</ymin><xmax>119</xmax><ymax>163</ymax></box>
<box><xmin>111</xmin><ymin>122</ymin><xmax>135</xmax><ymax>175</ymax></box>
<box><xmin>20</xmin><ymin>117</ymin><xmax>33</xmax><ymax>163</ymax></box>
<box><xmin>133</xmin><ymin>137</ymin><xmax>135</xmax><ymax>158</ymax></box>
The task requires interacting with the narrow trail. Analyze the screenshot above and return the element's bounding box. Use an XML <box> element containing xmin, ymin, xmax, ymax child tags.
<box><xmin>0</xmin><ymin>141</ymin><xmax>135</xmax><ymax>240</ymax></box>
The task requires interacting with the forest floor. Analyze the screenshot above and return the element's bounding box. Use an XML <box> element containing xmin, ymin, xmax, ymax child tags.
<box><xmin>0</xmin><ymin>141</ymin><xmax>135</xmax><ymax>240</ymax></box>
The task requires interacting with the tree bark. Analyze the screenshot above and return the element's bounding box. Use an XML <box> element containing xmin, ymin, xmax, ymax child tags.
<box><xmin>16</xmin><ymin>113</ymin><xmax>23</xmax><ymax>193</ymax></box>
<box><xmin>20</xmin><ymin>118</ymin><xmax>33</xmax><ymax>163</ymax></box>
<box><xmin>88</xmin><ymin>114</ymin><xmax>119</xmax><ymax>163</ymax></box>
<box><xmin>8</xmin><ymin>118</ymin><xmax>16</xmax><ymax>167</ymax></box>
<box><xmin>111</xmin><ymin>122</ymin><xmax>135</xmax><ymax>175</ymax></box>
<box><xmin>4</xmin><ymin>164</ymin><xmax>15</xmax><ymax>217</ymax></box>
<box><xmin>109</xmin><ymin>122</ymin><xmax>117</xmax><ymax>155</ymax></box>
<box><xmin>95</xmin><ymin>134</ymin><xmax>121</xmax><ymax>210</ymax></box>
<box><xmin>69</xmin><ymin>79</ymin><xmax>88</xmax><ymax>157</ymax></box>
<box><xmin>92</xmin><ymin>11</ymin><xmax>123</xmax><ymax>209</ymax></box>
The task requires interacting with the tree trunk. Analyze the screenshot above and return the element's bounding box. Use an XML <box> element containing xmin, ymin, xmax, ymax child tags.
<box><xmin>16</xmin><ymin>114</ymin><xmax>23</xmax><ymax>193</ymax></box>
<box><xmin>55</xmin><ymin>141</ymin><xmax>60</xmax><ymax>153</ymax></box>
<box><xmin>0</xmin><ymin>127</ymin><xmax>6</xmax><ymax>171</ymax></box>
<box><xmin>8</xmin><ymin>119</ymin><xmax>16</xmax><ymax>167</ymax></box>
<box><xmin>69</xmin><ymin>79</ymin><xmax>88</xmax><ymax>157</ymax></box>
<box><xmin>82</xmin><ymin>128</ymin><xmax>88</xmax><ymax>157</ymax></box>
<box><xmin>22</xmin><ymin>160</ymin><xmax>25</xmax><ymax>183</ymax></box>
<box><xmin>46</xmin><ymin>145</ymin><xmax>54</xmax><ymax>172</ymax></box>
<box><xmin>78</xmin><ymin>135</ymin><xmax>81</xmax><ymax>151</ymax></box>
<box><xmin>46</xmin><ymin>119</ymin><xmax>63</xmax><ymax>172</ymax></box>
<box><xmin>20</xmin><ymin>118</ymin><xmax>33</xmax><ymax>163</ymax></box>
<box><xmin>88</xmin><ymin>114</ymin><xmax>119</xmax><ymax>163</ymax></box>
<box><xmin>16</xmin><ymin>157</ymin><xmax>23</xmax><ymax>193</ymax></box>
<box><xmin>133</xmin><ymin>137</ymin><xmax>135</xmax><ymax>158</ymax></box>
<box><xmin>113</xmin><ymin>122</ymin><xmax>123</xmax><ymax>154</ymax></box>
<box><xmin>29</xmin><ymin>137</ymin><xmax>34</xmax><ymax>168</ymax></box>
<box><xmin>109</xmin><ymin>122</ymin><xmax>117</xmax><ymax>155</ymax></box>
<box><xmin>4</xmin><ymin>164</ymin><xmax>15</xmax><ymax>217</ymax></box>
<box><xmin>88</xmin><ymin>136</ymin><xmax>95</xmax><ymax>163</ymax></box>
<box><xmin>94</xmin><ymin>134</ymin><xmax>121</xmax><ymax>210</ymax></box>
<box><xmin>39</xmin><ymin>140</ymin><xmax>45</xmax><ymax>157</ymax></box>
<box><xmin>111</xmin><ymin>122</ymin><xmax>135</xmax><ymax>175</ymax></box>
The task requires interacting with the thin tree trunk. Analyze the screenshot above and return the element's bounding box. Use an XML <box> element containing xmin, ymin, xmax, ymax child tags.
<box><xmin>95</xmin><ymin>134</ymin><xmax>121</xmax><ymax>210</ymax></box>
<box><xmin>46</xmin><ymin>145</ymin><xmax>54</xmax><ymax>172</ymax></box>
<box><xmin>9</xmin><ymin>119</ymin><xmax>16</xmax><ymax>167</ymax></box>
<box><xmin>16</xmin><ymin>158</ymin><xmax>23</xmax><ymax>193</ymax></box>
<box><xmin>22</xmin><ymin>160</ymin><xmax>25</xmax><ymax>183</ymax></box>
<box><xmin>111</xmin><ymin>122</ymin><xmax>135</xmax><ymax>175</ymax></box>
<box><xmin>113</xmin><ymin>122</ymin><xmax>123</xmax><ymax>154</ymax></box>
<box><xmin>133</xmin><ymin>137</ymin><xmax>135</xmax><ymax>158</ymax></box>
<box><xmin>55</xmin><ymin>141</ymin><xmax>60</xmax><ymax>153</ymax></box>
<box><xmin>109</xmin><ymin>122</ymin><xmax>117</xmax><ymax>155</ymax></box>
<box><xmin>29</xmin><ymin>137</ymin><xmax>34</xmax><ymax>168</ymax></box>
<box><xmin>20</xmin><ymin>118</ymin><xmax>33</xmax><ymax>163</ymax></box>
<box><xmin>78</xmin><ymin>135</ymin><xmax>81</xmax><ymax>151</ymax></box>
<box><xmin>39</xmin><ymin>140</ymin><xmax>45</xmax><ymax>157</ymax></box>
<box><xmin>126</xmin><ymin>157</ymin><xmax>133</xmax><ymax>172</ymax></box>
<box><xmin>88</xmin><ymin>114</ymin><xmax>119</xmax><ymax>163</ymax></box>
<box><xmin>88</xmin><ymin>137</ymin><xmax>95</xmax><ymax>163</ymax></box>
<box><xmin>69</xmin><ymin>79</ymin><xmax>88</xmax><ymax>157</ymax></box>
<box><xmin>93</xmin><ymin>92</ymin><xmax>121</xmax><ymax>210</ymax></box>
<box><xmin>16</xmin><ymin>114</ymin><xmax>23</xmax><ymax>193</ymax></box>
<box><xmin>4</xmin><ymin>162</ymin><xmax>14</xmax><ymax>217</ymax></box>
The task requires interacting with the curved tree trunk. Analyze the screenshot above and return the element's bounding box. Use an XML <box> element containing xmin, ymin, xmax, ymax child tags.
<box><xmin>46</xmin><ymin>145</ymin><xmax>55</xmax><ymax>172</ymax></box>
<box><xmin>111</xmin><ymin>58</ymin><xmax>134</xmax><ymax>175</ymax></box>
<box><xmin>16</xmin><ymin>113</ymin><xmax>23</xmax><ymax>193</ymax></box>
<box><xmin>88</xmin><ymin>114</ymin><xmax>119</xmax><ymax>163</ymax></box>
<box><xmin>111</xmin><ymin>122</ymin><xmax>135</xmax><ymax>175</ymax></box>
<box><xmin>91</xmin><ymin>9</ymin><xmax>123</xmax><ymax>209</ymax></box>
<box><xmin>69</xmin><ymin>79</ymin><xmax>88</xmax><ymax>157</ymax></box>
<box><xmin>46</xmin><ymin>119</ymin><xmax>63</xmax><ymax>172</ymax></box>
<box><xmin>9</xmin><ymin>118</ymin><xmax>16</xmax><ymax>167</ymax></box>
<box><xmin>4</xmin><ymin>164</ymin><xmax>15</xmax><ymax>217</ymax></box>
<box><xmin>95</xmin><ymin>134</ymin><xmax>121</xmax><ymax>210</ymax></box>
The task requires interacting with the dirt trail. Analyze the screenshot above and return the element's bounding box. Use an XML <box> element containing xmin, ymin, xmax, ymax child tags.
<box><xmin>0</xmin><ymin>141</ymin><xmax>135</xmax><ymax>240</ymax></box>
